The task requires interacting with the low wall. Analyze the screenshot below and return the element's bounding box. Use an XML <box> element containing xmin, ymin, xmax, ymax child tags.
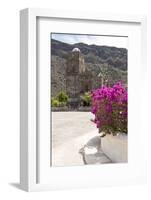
<box><xmin>78</xmin><ymin>106</ymin><xmax>91</xmax><ymax>112</ymax></box>
<box><xmin>101</xmin><ymin>134</ymin><xmax>128</xmax><ymax>163</ymax></box>
<box><xmin>51</xmin><ymin>106</ymin><xmax>91</xmax><ymax>112</ymax></box>
<box><xmin>51</xmin><ymin>107</ymin><xmax>69</xmax><ymax>112</ymax></box>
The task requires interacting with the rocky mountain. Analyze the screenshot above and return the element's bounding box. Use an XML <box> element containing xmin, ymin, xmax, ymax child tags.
<box><xmin>51</xmin><ymin>39</ymin><xmax>127</xmax><ymax>97</ymax></box>
<box><xmin>51</xmin><ymin>39</ymin><xmax>127</xmax><ymax>70</ymax></box>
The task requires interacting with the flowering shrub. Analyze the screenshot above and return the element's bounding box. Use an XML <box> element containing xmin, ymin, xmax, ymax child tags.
<box><xmin>91</xmin><ymin>82</ymin><xmax>127</xmax><ymax>135</ymax></box>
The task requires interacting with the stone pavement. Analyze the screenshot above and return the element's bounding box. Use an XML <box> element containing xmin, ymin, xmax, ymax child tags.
<box><xmin>52</xmin><ymin>112</ymin><xmax>112</xmax><ymax>166</ymax></box>
<box><xmin>79</xmin><ymin>136</ymin><xmax>112</xmax><ymax>165</ymax></box>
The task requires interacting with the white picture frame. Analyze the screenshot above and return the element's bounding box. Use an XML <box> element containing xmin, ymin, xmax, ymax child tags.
<box><xmin>20</xmin><ymin>8</ymin><xmax>147</xmax><ymax>191</ymax></box>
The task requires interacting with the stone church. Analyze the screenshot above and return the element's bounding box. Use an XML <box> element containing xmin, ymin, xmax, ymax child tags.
<box><xmin>51</xmin><ymin>47</ymin><xmax>101</xmax><ymax>108</ymax></box>
<box><xmin>66</xmin><ymin>48</ymin><xmax>92</xmax><ymax>107</ymax></box>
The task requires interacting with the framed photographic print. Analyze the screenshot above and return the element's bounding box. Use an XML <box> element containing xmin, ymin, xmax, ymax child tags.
<box><xmin>20</xmin><ymin>8</ymin><xmax>147</xmax><ymax>191</ymax></box>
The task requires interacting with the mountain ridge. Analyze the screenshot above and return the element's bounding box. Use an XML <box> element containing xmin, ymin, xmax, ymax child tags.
<box><xmin>51</xmin><ymin>39</ymin><xmax>127</xmax><ymax>71</ymax></box>
<box><xmin>51</xmin><ymin>38</ymin><xmax>127</xmax><ymax>97</ymax></box>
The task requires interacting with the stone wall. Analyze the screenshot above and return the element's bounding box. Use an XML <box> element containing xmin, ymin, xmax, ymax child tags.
<box><xmin>52</xmin><ymin>106</ymin><xmax>91</xmax><ymax>112</ymax></box>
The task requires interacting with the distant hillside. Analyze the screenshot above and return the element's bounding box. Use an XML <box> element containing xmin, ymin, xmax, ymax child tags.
<box><xmin>51</xmin><ymin>39</ymin><xmax>127</xmax><ymax>97</ymax></box>
<box><xmin>51</xmin><ymin>39</ymin><xmax>127</xmax><ymax>71</ymax></box>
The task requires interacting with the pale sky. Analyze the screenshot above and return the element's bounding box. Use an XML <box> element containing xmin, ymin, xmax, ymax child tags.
<box><xmin>51</xmin><ymin>33</ymin><xmax>128</xmax><ymax>49</ymax></box>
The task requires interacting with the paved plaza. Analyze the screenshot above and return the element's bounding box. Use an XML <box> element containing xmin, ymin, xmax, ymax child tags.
<box><xmin>51</xmin><ymin>112</ymin><xmax>111</xmax><ymax>166</ymax></box>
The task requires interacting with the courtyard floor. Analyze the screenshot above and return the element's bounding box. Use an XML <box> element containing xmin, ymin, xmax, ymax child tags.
<box><xmin>51</xmin><ymin>112</ymin><xmax>111</xmax><ymax>166</ymax></box>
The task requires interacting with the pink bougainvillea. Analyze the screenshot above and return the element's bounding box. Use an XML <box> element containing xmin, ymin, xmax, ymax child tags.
<box><xmin>91</xmin><ymin>82</ymin><xmax>127</xmax><ymax>135</ymax></box>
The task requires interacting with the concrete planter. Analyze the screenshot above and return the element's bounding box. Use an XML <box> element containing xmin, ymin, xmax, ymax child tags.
<box><xmin>101</xmin><ymin>133</ymin><xmax>128</xmax><ymax>163</ymax></box>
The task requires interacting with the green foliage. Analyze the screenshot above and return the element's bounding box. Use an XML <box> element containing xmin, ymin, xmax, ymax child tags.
<box><xmin>56</xmin><ymin>91</ymin><xmax>68</xmax><ymax>103</ymax></box>
<box><xmin>51</xmin><ymin>98</ymin><xmax>60</xmax><ymax>107</ymax></box>
<box><xmin>80</xmin><ymin>92</ymin><xmax>91</xmax><ymax>106</ymax></box>
<box><xmin>51</xmin><ymin>91</ymin><xmax>69</xmax><ymax>107</ymax></box>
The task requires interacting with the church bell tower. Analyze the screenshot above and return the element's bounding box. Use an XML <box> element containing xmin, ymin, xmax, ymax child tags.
<box><xmin>66</xmin><ymin>48</ymin><xmax>86</xmax><ymax>108</ymax></box>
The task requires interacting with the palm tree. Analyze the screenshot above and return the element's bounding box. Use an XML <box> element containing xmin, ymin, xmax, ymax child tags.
<box><xmin>97</xmin><ymin>63</ymin><xmax>110</xmax><ymax>86</ymax></box>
